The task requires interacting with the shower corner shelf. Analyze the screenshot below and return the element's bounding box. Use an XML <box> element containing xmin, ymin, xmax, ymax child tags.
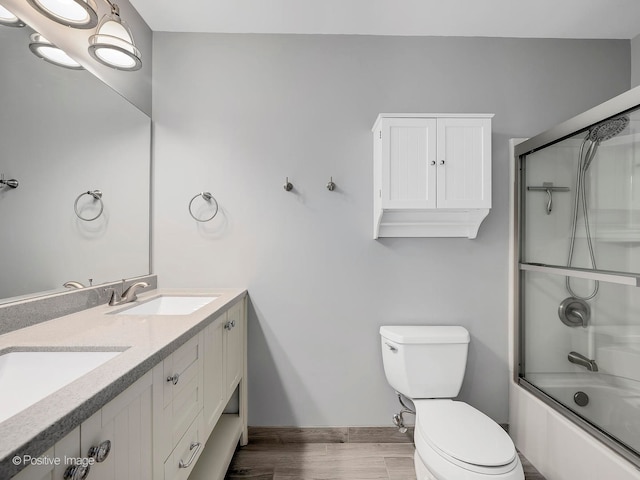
<box><xmin>372</xmin><ymin>113</ymin><xmax>493</xmax><ymax>239</ymax></box>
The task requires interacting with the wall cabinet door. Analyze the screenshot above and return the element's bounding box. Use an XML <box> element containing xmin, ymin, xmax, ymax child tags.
<box><xmin>380</xmin><ymin>117</ymin><xmax>437</xmax><ymax>210</ymax></box>
<box><xmin>436</xmin><ymin>117</ymin><xmax>491</xmax><ymax>209</ymax></box>
<box><xmin>80</xmin><ymin>371</ymin><xmax>153</xmax><ymax>480</ymax></box>
<box><xmin>224</xmin><ymin>302</ymin><xmax>244</xmax><ymax>396</ymax></box>
<box><xmin>203</xmin><ymin>314</ymin><xmax>225</xmax><ymax>438</ymax></box>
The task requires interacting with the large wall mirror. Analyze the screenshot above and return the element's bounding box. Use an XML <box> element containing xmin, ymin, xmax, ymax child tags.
<box><xmin>0</xmin><ymin>23</ymin><xmax>150</xmax><ymax>304</ymax></box>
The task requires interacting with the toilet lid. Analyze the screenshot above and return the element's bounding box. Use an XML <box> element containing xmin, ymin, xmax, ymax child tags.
<box><xmin>415</xmin><ymin>400</ymin><xmax>516</xmax><ymax>467</ymax></box>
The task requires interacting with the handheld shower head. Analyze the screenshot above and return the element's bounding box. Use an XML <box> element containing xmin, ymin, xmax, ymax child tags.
<box><xmin>588</xmin><ymin>115</ymin><xmax>629</xmax><ymax>142</ymax></box>
<box><xmin>582</xmin><ymin>115</ymin><xmax>629</xmax><ymax>172</ymax></box>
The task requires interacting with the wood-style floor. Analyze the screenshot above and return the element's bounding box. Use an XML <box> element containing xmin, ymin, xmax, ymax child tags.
<box><xmin>225</xmin><ymin>442</ymin><xmax>547</xmax><ymax>479</ymax></box>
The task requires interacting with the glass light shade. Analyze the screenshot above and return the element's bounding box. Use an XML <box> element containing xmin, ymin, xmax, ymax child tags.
<box><xmin>0</xmin><ymin>5</ymin><xmax>25</xmax><ymax>27</ymax></box>
<box><xmin>88</xmin><ymin>13</ymin><xmax>141</xmax><ymax>71</ymax></box>
<box><xmin>27</xmin><ymin>0</ymin><xmax>98</xmax><ymax>29</ymax></box>
<box><xmin>29</xmin><ymin>33</ymin><xmax>84</xmax><ymax>70</ymax></box>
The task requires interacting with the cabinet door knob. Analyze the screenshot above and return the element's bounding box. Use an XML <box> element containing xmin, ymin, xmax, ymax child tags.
<box><xmin>167</xmin><ymin>373</ymin><xmax>180</xmax><ymax>385</ymax></box>
<box><xmin>439</xmin><ymin>160</ymin><xmax>445</xmax><ymax>165</ymax></box>
<box><xmin>64</xmin><ymin>465</ymin><xmax>90</xmax><ymax>480</ymax></box>
<box><xmin>88</xmin><ymin>440</ymin><xmax>111</xmax><ymax>463</ymax></box>
<box><xmin>430</xmin><ymin>161</ymin><xmax>436</xmax><ymax>166</ymax></box>
<box><xmin>224</xmin><ymin>320</ymin><xmax>236</xmax><ymax>330</ymax></box>
<box><xmin>178</xmin><ymin>442</ymin><xmax>202</xmax><ymax>469</ymax></box>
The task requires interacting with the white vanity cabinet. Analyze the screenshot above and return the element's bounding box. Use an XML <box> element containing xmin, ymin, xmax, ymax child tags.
<box><xmin>13</xmin><ymin>372</ymin><xmax>152</xmax><ymax>480</ymax></box>
<box><xmin>155</xmin><ymin>297</ymin><xmax>247</xmax><ymax>480</ymax></box>
<box><xmin>152</xmin><ymin>334</ymin><xmax>204</xmax><ymax>480</ymax></box>
<box><xmin>80</xmin><ymin>371</ymin><xmax>153</xmax><ymax>480</ymax></box>
<box><xmin>372</xmin><ymin>113</ymin><xmax>493</xmax><ymax>239</ymax></box>
<box><xmin>12</xmin><ymin>428</ymin><xmax>80</xmax><ymax>480</ymax></box>
<box><xmin>190</xmin><ymin>299</ymin><xmax>247</xmax><ymax>480</ymax></box>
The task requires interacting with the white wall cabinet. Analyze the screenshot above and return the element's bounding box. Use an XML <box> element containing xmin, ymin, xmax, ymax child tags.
<box><xmin>372</xmin><ymin>113</ymin><xmax>493</xmax><ymax>239</ymax></box>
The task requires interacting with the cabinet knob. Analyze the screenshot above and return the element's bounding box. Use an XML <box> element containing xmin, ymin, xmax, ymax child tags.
<box><xmin>88</xmin><ymin>440</ymin><xmax>111</xmax><ymax>463</ymax></box>
<box><xmin>64</xmin><ymin>465</ymin><xmax>90</xmax><ymax>480</ymax></box>
<box><xmin>439</xmin><ymin>160</ymin><xmax>445</xmax><ymax>165</ymax></box>
<box><xmin>167</xmin><ymin>373</ymin><xmax>180</xmax><ymax>385</ymax></box>
<box><xmin>430</xmin><ymin>161</ymin><xmax>436</xmax><ymax>166</ymax></box>
<box><xmin>224</xmin><ymin>320</ymin><xmax>236</xmax><ymax>330</ymax></box>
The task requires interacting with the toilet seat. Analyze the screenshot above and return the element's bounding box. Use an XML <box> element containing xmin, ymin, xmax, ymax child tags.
<box><xmin>415</xmin><ymin>399</ymin><xmax>518</xmax><ymax>475</ymax></box>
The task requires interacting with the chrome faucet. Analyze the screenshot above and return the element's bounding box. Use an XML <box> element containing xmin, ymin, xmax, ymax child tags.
<box><xmin>568</xmin><ymin>351</ymin><xmax>598</xmax><ymax>372</ymax></box>
<box><xmin>108</xmin><ymin>281</ymin><xmax>149</xmax><ymax>306</ymax></box>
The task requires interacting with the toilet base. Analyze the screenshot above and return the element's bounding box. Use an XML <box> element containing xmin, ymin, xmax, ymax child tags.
<box><xmin>414</xmin><ymin>452</ymin><xmax>438</xmax><ymax>480</ymax></box>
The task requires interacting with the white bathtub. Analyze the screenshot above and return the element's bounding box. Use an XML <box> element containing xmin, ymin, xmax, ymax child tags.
<box><xmin>526</xmin><ymin>372</ymin><xmax>640</xmax><ymax>453</ymax></box>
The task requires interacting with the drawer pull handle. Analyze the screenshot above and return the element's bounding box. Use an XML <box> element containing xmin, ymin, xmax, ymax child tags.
<box><xmin>179</xmin><ymin>441</ymin><xmax>202</xmax><ymax>469</ymax></box>
<box><xmin>167</xmin><ymin>373</ymin><xmax>180</xmax><ymax>385</ymax></box>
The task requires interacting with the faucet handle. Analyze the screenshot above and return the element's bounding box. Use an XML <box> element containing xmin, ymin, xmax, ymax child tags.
<box><xmin>104</xmin><ymin>287</ymin><xmax>120</xmax><ymax>306</ymax></box>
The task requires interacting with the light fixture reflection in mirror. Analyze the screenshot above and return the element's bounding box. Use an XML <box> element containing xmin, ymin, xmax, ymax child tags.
<box><xmin>29</xmin><ymin>32</ymin><xmax>84</xmax><ymax>70</ymax></box>
<box><xmin>0</xmin><ymin>4</ymin><xmax>25</xmax><ymax>27</ymax></box>
<box><xmin>26</xmin><ymin>0</ymin><xmax>98</xmax><ymax>29</ymax></box>
<box><xmin>88</xmin><ymin>3</ymin><xmax>141</xmax><ymax>71</ymax></box>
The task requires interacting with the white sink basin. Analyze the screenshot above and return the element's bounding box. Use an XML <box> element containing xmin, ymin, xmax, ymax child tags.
<box><xmin>0</xmin><ymin>350</ymin><xmax>121</xmax><ymax>424</ymax></box>
<box><xmin>116</xmin><ymin>295</ymin><xmax>218</xmax><ymax>316</ymax></box>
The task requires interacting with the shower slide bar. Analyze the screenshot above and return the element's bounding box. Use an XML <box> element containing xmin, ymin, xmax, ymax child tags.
<box><xmin>520</xmin><ymin>263</ymin><xmax>640</xmax><ymax>287</ymax></box>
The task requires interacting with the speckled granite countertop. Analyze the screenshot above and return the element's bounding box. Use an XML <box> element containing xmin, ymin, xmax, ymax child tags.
<box><xmin>0</xmin><ymin>287</ymin><xmax>247</xmax><ymax>479</ymax></box>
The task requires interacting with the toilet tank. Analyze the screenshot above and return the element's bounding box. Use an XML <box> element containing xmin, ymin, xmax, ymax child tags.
<box><xmin>380</xmin><ymin>326</ymin><xmax>470</xmax><ymax>399</ymax></box>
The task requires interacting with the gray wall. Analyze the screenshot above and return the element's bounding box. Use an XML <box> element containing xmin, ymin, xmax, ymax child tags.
<box><xmin>152</xmin><ymin>33</ymin><xmax>629</xmax><ymax>425</ymax></box>
<box><xmin>633</xmin><ymin>34</ymin><xmax>640</xmax><ymax>88</ymax></box>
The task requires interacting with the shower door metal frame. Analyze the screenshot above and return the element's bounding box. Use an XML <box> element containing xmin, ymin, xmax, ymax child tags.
<box><xmin>513</xmin><ymin>85</ymin><xmax>640</xmax><ymax>470</ymax></box>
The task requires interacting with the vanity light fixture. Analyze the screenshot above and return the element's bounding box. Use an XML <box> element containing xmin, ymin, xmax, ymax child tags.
<box><xmin>29</xmin><ymin>32</ymin><xmax>85</xmax><ymax>70</ymax></box>
<box><xmin>26</xmin><ymin>0</ymin><xmax>141</xmax><ymax>71</ymax></box>
<box><xmin>26</xmin><ymin>0</ymin><xmax>98</xmax><ymax>29</ymax></box>
<box><xmin>0</xmin><ymin>4</ymin><xmax>25</xmax><ymax>27</ymax></box>
<box><xmin>88</xmin><ymin>1</ymin><xmax>141</xmax><ymax>71</ymax></box>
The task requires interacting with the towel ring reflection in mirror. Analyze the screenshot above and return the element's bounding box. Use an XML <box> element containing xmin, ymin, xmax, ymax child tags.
<box><xmin>74</xmin><ymin>190</ymin><xmax>104</xmax><ymax>221</ymax></box>
<box><xmin>189</xmin><ymin>192</ymin><xmax>219</xmax><ymax>222</ymax></box>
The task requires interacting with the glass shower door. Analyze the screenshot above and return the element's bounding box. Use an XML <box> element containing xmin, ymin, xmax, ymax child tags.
<box><xmin>518</xmin><ymin>106</ymin><xmax>640</xmax><ymax>459</ymax></box>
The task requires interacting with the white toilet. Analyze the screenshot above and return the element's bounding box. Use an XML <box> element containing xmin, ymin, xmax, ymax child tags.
<box><xmin>380</xmin><ymin>325</ymin><xmax>524</xmax><ymax>480</ymax></box>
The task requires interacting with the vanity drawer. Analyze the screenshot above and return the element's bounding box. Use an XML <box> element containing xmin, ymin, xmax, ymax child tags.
<box><xmin>163</xmin><ymin>335</ymin><xmax>201</xmax><ymax>408</ymax></box>
<box><xmin>163</xmin><ymin>411</ymin><xmax>205</xmax><ymax>480</ymax></box>
<box><xmin>153</xmin><ymin>333</ymin><xmax>204</xmax><ymax>465</ymax></box>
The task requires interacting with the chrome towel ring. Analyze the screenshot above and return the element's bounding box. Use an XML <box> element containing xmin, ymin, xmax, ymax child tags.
<box><xmin>189</xmin><ymin>192</ymin><xmax>219</xmax><ymax>222</ymax></box>
<box><xmin>74</xmin><ymin>190</ymin><xmax>104</xmax><ymax>222</ymax></box>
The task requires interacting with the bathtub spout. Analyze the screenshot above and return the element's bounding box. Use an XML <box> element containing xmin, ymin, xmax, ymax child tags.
<box><xmin>568</xmin><ymin>351</ymin><xmax>598</xmax><ymax>372</ymax></box>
